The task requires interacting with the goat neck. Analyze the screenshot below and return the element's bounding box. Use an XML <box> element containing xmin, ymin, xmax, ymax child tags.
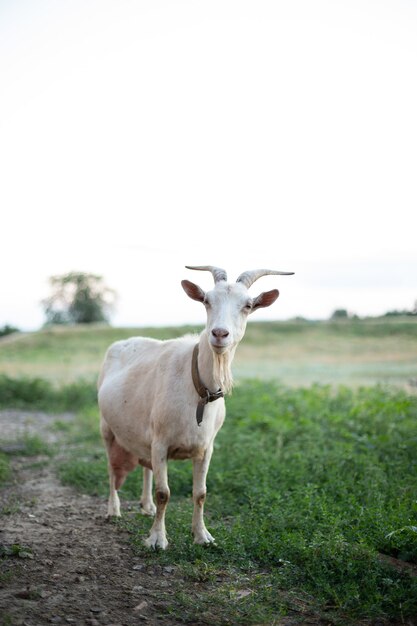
<box><xmin>197</xmin><ymin>330</ymin><xmax>235</xmax><ymax>396</ymax></box>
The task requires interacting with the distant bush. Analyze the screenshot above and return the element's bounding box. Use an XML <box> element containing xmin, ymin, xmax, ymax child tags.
<box><xmin>384</xmin><ymin>309</ymin><xmax>416</xmax><ymax>317</ymax></box>
<box><xmin>0</xmin><ymin>324</ymin><xmax>19</xmax><ymax>338</ymax></box>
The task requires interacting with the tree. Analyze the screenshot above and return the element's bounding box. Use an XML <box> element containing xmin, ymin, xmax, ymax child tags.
<box><xmin>42</xmin><ymin>272</ymin><xmax>116</xmax><ymax>325</ymax></box>
<box><xmin>330</xmin><ymin>308</ymin><xmax>349</xmax><ymax>320</ymax></box>
<box><xmin>0</xmin><ymin>324</ymin><xmax>19</xmax><ymax>337</ymax></box>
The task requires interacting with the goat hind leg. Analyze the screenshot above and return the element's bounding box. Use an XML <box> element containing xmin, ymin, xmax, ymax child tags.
<box><xmin>144</xmin><ymin>443</ymin><xmax>170</xmax><ymax>549</ymax></box>
<box><xmin>101</xmin><ymin>420</ymin><xmax>121</xmax><ymax>516</ymax></box>
<box><xmin>101</xmin><ymin>419</ymin><xmax>138</xmax><ymax>517</ymax></box>
<box><xmin>140</xmin><ymin>468</ymin><xmax>156</xmax><ymax>516</ymax></box>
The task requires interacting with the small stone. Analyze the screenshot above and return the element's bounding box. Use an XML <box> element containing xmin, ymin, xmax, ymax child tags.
<box><xmin>132</xmin><ymin>585</ymin><xmax>144</xmax><ymax>593</ymax></box>
<box><xmin>133</xmin><ymin>600</ymin><xmax>148</xmax><ymax>612</ymax></box>
<box><xmin>163</xmin><ymin>565</ymin><xmax>175</xmax><ymax>574</ymax></box>
<box><xmin>132</xmin><ymin>564</ymin><xmax>144</xmax><ymax>571</ymax></box>
<box><xmin>15</xmin><ymin>589</ymin><xmax>32</xmax><ymax>600</ymax></box>
<box><xmin>90</xmin><ymin>607</ymin><xmax>103</xmax><ymax>614</ymax></box>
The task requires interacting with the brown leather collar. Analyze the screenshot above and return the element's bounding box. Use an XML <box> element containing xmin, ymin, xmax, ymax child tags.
<box><xmin>191</xmin><ymin>343</ymin><xmax>224</xmax><ymax>426</ymax></box>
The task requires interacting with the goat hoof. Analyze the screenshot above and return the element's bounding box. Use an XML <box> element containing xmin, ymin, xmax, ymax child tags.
<box><xmin>144</xmin><ymin>533</ymin><xmax>168</xmax><ymax>550</ymax></box>
<box><xmin>139</xmin><ymin>502</ymin><xmax>156</xmax><ymax>517</ymax></box>
<box><xmin>193</xmin><ymin>529</ymin><xmax>216</xmax><ymax>545</ymax></box>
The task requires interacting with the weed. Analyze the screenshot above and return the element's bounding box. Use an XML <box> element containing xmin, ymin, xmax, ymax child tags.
<box><xmin>0</xmin><ymin>543</ymin><xmax>34</xmax><ymax>559</ymax></box>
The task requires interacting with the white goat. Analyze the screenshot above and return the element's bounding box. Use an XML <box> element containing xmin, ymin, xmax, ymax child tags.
<box><xmin>98</xmin><ymin>265</ymin><xmax>293</xmax><ymax>549</ymax></box>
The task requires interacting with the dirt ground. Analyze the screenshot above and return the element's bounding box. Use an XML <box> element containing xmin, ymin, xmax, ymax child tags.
<box><xmin>0</xmin><ymin>411</ymin><xmax>213</xmax><ymax>626</ymax></box>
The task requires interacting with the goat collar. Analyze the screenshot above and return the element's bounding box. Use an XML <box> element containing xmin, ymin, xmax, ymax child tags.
<box><xmin>191</xmin><ymin>343</ymin><xmax>224</xmax><ymax>426</ymax></box>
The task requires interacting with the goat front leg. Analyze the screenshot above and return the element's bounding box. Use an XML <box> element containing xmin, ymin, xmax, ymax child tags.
<box><xmin>144</xmin><ymin>443</ymin><xmax>170</xmax><ymax>549</ymax></box>
<box><xmin>139</xmin><ymin>468</ymin><xmax>156</xmax><ymax>516</ymax></box>
<box><xmin>192</xmin><ymin>445</ymin><xmax>215</xmax><ymax>545</ymax></box>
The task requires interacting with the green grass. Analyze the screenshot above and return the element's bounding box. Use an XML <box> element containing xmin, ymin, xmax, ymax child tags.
<box><xmin>1</xmin><ymin>317</ymin><xmax>416</xmax><ymax>387</ymax></box>
<box><xmin>0</xmin><ymin>374</ymin><xmax>97</xmax><ymax>410</ymax></box>
<box><xmin>54</xmin><ymin>381</ymin><xmax>417</xmax><ymax>624</ymax></box>
<box><xmin>1</xmin><ymin>320</ymin><xmax>417</xmax><ymax>623</ymax></box>
<box><xmin>0</xmin><ymin>452</ymin><xmax>10</xmax><ymax>486</ymax></box>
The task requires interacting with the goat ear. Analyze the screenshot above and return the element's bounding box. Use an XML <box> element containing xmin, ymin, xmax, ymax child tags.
<box><xmin>251</xmin><ymin>289</ymin><xmax>279</xmax><ymax>312</ymax></box>
<box><xmin>181</xmin><ymin>280</ymin><xmax>206</xmax><ymax>303</ymax></box>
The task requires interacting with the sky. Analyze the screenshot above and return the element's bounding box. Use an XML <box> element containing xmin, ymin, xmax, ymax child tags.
<box><xmin>1</xmin><ymin>0</ymin><xmax>416</xmax><ymax>330</ymax></box>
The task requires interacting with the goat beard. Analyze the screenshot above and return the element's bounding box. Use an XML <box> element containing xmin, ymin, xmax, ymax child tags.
<box><xmin>212</xmin><ymin>351</ymin><xmax>234</xmax><ymax>395</ymax></box>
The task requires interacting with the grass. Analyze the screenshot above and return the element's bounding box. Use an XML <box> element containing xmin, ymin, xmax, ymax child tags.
<box><xmin>0</xmin><ymin>324</ymin><xmax>202</xmax><ymax>384</ymax></box>
<box><xmin>0</xmin><ymin>374</ymin><xmax>97</xmax><ymax>411</ymax></box>
<box><xmin>0</xmin><ymin>452</ymin><xmax>10</xmax><ymax>485</ymax></box>
<box><xmin>53</xmin><ymin>381</ymin><xmax>417</xmax><ymax>624</ymax></box>
<box><xmin>0</xmin><ymin>317</ymin><xmax>416</xmax><ymax>387</ymax></box>
<box><xmin>1</xmin><ymin>320</ymin><xmax>417</xmax><ymax>623</ymax></box>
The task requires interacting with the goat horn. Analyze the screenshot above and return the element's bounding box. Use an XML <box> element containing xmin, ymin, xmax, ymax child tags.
<box><xmin>185</xmin><ymin>265</ymin><xmax>228</xmax><ymax>283</ymax></box>
<box><xmin>236</xmin><ymin>269</ymin><xmax>294</xmax><ymax>289</ymax></box>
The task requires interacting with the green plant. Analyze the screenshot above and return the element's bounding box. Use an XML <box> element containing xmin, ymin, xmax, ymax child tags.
<box><xmin>0</xmin><ymin>543</ymin><xmax>34</xmax><ymax>559</ymax></box>
<box><xmin>57</xmin><ymin>381</ymin><xmax>417</xmax><ymax>623</ymax></box>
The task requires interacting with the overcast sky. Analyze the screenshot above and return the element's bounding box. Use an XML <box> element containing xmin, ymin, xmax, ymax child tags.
<box><xmin>1</xmin><ymin>0</ymin><xmax>416</xmax><ymax>330</ymax></box>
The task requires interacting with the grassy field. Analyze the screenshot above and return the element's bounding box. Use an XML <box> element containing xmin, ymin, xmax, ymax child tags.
<box><xmin>1</xmin><ymin>318</ymin><xmax>417</xmax><ymax>623</ymax></box>
<box><xmin>0</xmin><ymin>317</ymin><xmax>416</xmax><ymax>388</ymax></box>
<box><xmin>2</xmin><ymin>380</ymin><xmax>417</xmax><ymax>624</ymax></box>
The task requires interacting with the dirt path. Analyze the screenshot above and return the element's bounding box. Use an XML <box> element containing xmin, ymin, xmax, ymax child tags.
<box><xmin>0</xmin><ymin>411</ymin><xmax>198</xmax><ymax>626</ymax></box>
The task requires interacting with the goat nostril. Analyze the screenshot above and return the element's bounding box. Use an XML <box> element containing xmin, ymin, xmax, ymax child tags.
<box><xmin>212</xmin><ymin>328</ymin><xmax>229</xmax><ymax>339</ymax></box>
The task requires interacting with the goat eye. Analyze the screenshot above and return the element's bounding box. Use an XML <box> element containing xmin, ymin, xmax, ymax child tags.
<box><xmin>203</xmin><ymin>298</ymin><xmax>210</xmax><ymax>307</ymax></box>
<box><xmin>243</xmin><ymin>302</ymin><xmax>252</xmax><ymax>312</ymax></box>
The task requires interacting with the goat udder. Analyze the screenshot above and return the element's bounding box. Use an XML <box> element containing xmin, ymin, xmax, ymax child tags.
<box><xmin>109</xmin><ymin>440</ymin><xmax>139</xmax><ymax>490</ymax></box>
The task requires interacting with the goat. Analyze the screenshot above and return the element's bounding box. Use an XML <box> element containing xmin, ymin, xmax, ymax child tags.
<box><xmin>97</xmin><ymin>265</ymin><xmax>294</xmax><ymax>549</ymax></box>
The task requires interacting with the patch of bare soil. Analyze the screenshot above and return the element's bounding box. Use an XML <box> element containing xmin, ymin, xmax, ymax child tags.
<box><xmin>0</xmin><ymin>411</ymin><xmax>198</xmax><ymax>626</ymax></box>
